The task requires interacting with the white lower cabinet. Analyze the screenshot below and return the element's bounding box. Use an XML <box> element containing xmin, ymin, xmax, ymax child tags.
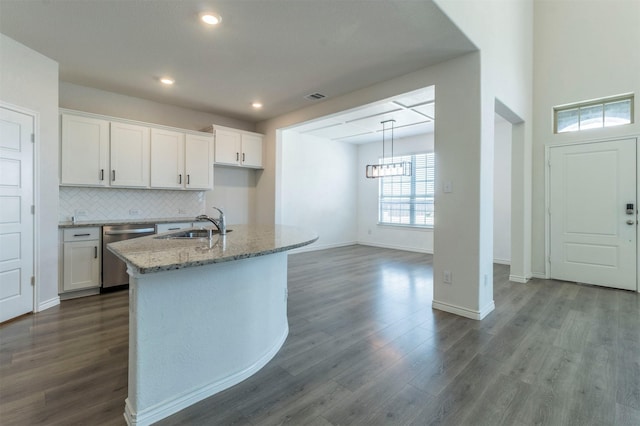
<box><xmin>61</xmin><ymin>228</ymin><xmax>101</xmax><ymax>293</ymax></box>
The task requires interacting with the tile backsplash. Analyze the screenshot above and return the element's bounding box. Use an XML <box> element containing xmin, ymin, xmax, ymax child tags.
<box><xmin>59</xmin><ymin>187</ymin><xmax>205</xmax><ymax>222</ymax></box>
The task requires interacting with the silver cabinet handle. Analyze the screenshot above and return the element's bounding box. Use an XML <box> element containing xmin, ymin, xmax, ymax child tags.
<box><xmin>112</xmin><ymin>170</ymin><xmax>116</xmax><ymax>181</ymax></box>
<box><xmin>94</xmin><ymin>246</ymin><xmax>98</xmax><ymax>259</ymax></box>
<box><xmin>242</xmin><ymin>153</ymin><xmax>245</xmax><ymax>162</ymax></box>
<box><xmin>236</xmin><ymin>152</ymin><xmax>239</xmax><ymax>161</ymax></box>
<box><xmin>74</xmin><ymin>233</ymin><xmax>91</xmax><ymax>237</ymax></box>
<box><xmin>179</xmin><ymin>174</ymin><xmax>182</xmax><ymax>184</ymax></box>
<box><xmin>187</xmin><ymin>174</ymin><xmax>190</xmax><ymax>184</ymax></box>
<box><xmin>100</xmin><ymin>169</ymin><xmax>104</xmax><ymax>181</ymax></box>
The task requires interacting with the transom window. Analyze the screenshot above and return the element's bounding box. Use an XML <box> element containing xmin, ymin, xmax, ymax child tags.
<box><xmin>378</xmin><ymin>153</ymin><xmax>434</xmax><ymax>227</ymax></box>
<box><xmin>554</xmin><ymin>94</ymin><xmax>634</xmax><ymax>133</ymax></box>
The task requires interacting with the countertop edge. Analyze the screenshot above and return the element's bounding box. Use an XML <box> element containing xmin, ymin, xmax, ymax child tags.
<box><xmin>128</xmin><ymin>236</ymin><xmax>319</xmax><ymax>274</ymax></box>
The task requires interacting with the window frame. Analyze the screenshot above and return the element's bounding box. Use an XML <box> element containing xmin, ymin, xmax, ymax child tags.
<box><xmin>553</xmin><ymin>94</ymin><xmax>634</xmax><ymax>134</ymax></box>
<box><xmin>377</xmin><ymin>152</ymin><xmax>434</xmax><ymax>229</ymax></box>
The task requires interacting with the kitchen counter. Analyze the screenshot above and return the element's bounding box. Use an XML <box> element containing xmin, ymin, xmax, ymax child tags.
<box><xmin>58</xmin><ymin>217</ymin><xmax>195</xmax><ymax>228</ymax></box>
<box><xmin>115</xmin><ymin>224</ymin><xmax>317</xmax><ymax>426</ymax></box>
<box><xmin>107</xmin><ymin>224</ymin><xmax>318</xmax><ymax>274</ymax></box>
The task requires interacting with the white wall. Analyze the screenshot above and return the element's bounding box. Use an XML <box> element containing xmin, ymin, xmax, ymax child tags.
<box><xmin>357</xmin><ymin>133</ymin><xmax>435</xmax><ymax>253</ymax></box>
<box><xmin>532</xmin><ymin>0</ymin><xmax>640</xmax><ymax>277</ymax></box>
<box><xmin>60</xmin><ymin>82</ymin><xmax>253</xmax><ymax>132</ymax></box>
<box><xmin>433</xmin><ymin>0</ymin><xmax>533</xmax><ymax>311</ymax></box>
<box><xmin>207</xmin><ymin>167</ymin><xmax>257</xmax><ymax>225</ymax></box>
<box><xmin>0</xmin><ymin>34</ymin><xmax>60</xmax><ymax>310</ymax></box>
<box><xmin>494</xmin><ymin>114</ymin><xmax>511</xmax><ymax>264</ymax></box>
<box><xmin>280</xmin><ymin>131</ymin><xmax>358</xmax><ymax>250</ymax></box>
<box><xmin>258</xmin><ymin>52</ymin><xmax>493</xmax><ymax>319</ymax></box>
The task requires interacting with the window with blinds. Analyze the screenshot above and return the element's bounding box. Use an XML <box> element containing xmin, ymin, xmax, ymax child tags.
<box><xmin>378</xmin><ymin>153</ymin><xmax>435</xmax><ymax>227</ymax></box>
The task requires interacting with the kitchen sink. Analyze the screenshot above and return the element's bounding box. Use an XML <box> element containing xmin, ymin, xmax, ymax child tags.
<box><xmin>155</xmin><ymin>229</ymin><xmax>232</xmax><ymax>239</ymax></box>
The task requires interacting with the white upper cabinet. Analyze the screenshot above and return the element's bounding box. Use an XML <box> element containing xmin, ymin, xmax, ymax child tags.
<box><xmin>211</xmin><ymin>125</ymin><xmax>263</xmax><ymax>169</ymax></box>
<box><xmin>110</xmin><ymin>122</ymin><xmax>150</xmax><ymax>188</ymax></box>
<box><xmin>185</xmin><ymin>134</ymin><xmax>213</xmax><ymax>189</ymax></box>
<box><xmin>60</xmin><ymin>114</ymin><xmax>109</xmax><ymax>186</ymax></box>
<box><xmin>60</xmin><ymin>110</ymin><xmax>214</xmax><ymax>191</ymax></box>
<box><xmin>150</xmin><ymin>128</ymin><xmax>185</xmax><ymax>189</ymax></box>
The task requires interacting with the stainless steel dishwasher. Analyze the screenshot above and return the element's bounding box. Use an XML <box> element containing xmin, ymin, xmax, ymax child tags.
<box><xmin>102</xmin><ymin>224</ymin><xmax>156</xmax><ymax>290</ymax></box>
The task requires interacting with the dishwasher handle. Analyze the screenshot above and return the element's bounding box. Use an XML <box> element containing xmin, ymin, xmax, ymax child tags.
<box><xmin>104</xmin><ymin>227</ymin><xmax>155</xmax><ymax>235</ymax></box>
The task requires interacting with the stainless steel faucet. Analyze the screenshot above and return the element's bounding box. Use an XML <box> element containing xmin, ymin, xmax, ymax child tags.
<box><xmin>196</xmin><ymin>207</ymin><xmax>226</xmax><ymax>235</ymax></box>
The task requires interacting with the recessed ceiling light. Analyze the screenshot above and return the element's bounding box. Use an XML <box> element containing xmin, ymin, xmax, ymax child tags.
<box><xmin>200</xmin><ymin>12</ymin><xmax>221</xmax><ymax>26</ymax></box>
<box><xmin>160</xmin><ymin>77</ymin><xmax>175</xmax><ymax>85</ymax></box>
<box><xmin>252</xmin><ymin>102</ymin><xmax>263</xmax><ymax>109</ymax></box>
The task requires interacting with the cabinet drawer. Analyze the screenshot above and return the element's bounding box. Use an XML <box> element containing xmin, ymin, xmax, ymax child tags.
<box><xmin>63</xmin><ymin>227</ymin><xmax>101</xmax><ymax>242</ymax></box>
<box><xmin>156</xmin><ymin>222</ymin><xmax>193</xmax><ymax>233</ymax></box>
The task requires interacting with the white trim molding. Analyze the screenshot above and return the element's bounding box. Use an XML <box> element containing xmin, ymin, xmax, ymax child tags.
<box><xmin>37</xmin><ymin>296</ymin><xmax>60</xmax><ymax>312</ymax></box>
<box><xmin>358</xmin><ymin>241</ymin><xmax>433</xmax><ymax>254</ymax></box>
<box><xmin>432</xmin><ymin>299</ymin><xmax>495</xmax><ymax>320</ymax></box>
<box><xmin>508</xmin><ymin>274</ymin><xmax>530</xmax><ymax>283</ymax></box>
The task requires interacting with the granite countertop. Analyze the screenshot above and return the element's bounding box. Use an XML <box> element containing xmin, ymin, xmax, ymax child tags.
<box><xmin>58</xmin><ymin>217</ymin><xmax>197</xmax><ymax>228</ymax></box>
<box><xmin>106</xmin><ymin>224</ymin><xmax>318</xmax><ymax>274</ymax></box>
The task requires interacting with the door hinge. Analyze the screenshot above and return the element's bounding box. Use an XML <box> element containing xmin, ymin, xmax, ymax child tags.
<box><xmin>31</xmin><ymin>133</ymin><xmax>35</xmax><ymax>143</ymax></box>
<box><xmin>31</xmin><ymin>205</ymin><xmax>35</xmax><ymax>215</ymax></box>
<box><xmin>31</xmin><ymin>276</ymin><xmax>35</xmax><ymax>286</ymax></box>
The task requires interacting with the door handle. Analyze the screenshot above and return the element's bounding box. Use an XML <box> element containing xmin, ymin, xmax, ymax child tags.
<box><xmin>627</xmin><ymin>219</ymin><xmax>636</xmax><ymax>225</ymax></box>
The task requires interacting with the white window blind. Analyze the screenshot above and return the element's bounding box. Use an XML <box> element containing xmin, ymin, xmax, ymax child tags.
<box><xmin>378</xmin><ymin>153</ymin><xmax>434</xmax><ymax>227</ymax></box>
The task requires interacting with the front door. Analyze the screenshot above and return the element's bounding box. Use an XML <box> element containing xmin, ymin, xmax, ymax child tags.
<box><xmin>549</xmin><ymin>139</ymin><xmax>637</xmax><ymax>291</ymax></box>
<box><xmin>0</xmin><ymin>106</ymin><xmax>35</xmax><ymax>322</ymax></box>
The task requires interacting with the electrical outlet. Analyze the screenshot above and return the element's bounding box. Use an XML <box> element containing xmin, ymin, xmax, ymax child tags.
<box><xmin>444</xmin><ymin>270</ymin><xmax>452</xmax><ymax>284</ymax></box>
<box><xmin>129</xmin><ymin>208</ymin><xmax>141</xmax><ymax>216</ymax></box>
<box><xmin>74</xmin><ymin>209</ymin><xmax>88</xmax><ymax>217</ymax></box>
<box><xmin>178</xmin><ymin>208</ymin><xmax>186</xmax><ymax>214</ymax></box>
<box><xmin>484</xmin><ymin>274</ymin><xmax>489</xmax><ymax>287</ymax></box>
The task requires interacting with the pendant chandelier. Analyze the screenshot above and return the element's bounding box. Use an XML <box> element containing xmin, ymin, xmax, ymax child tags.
<box><xmin>365</xmin><ymin>119</ymin><xmax>411</xmax><ymax>178</ymax></box>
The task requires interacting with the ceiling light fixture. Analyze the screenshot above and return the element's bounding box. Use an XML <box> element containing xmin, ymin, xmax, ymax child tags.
<box><xmin>251</xmin><ymin>102</ymin><xmax>263</xmax><ymax>109</ymax></box>
<box><xmin>200</xmin><ymin>12</ymin><xmax>222</xmax><ymax>25</ymax></box>
<box><xmin>365</xmin><ymin>119</ymin><xmax>411</xmax><ymax>178</ymax></box>
<box><xmin>160</xmin><ymin>77</ymin><xmax>175</xmax><ymax>85</ymax></box>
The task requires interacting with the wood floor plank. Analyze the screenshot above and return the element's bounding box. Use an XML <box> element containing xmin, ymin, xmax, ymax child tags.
<box><xmin>1</xmin><ymin>245</ymin><xmax>638</xmax><ymax>426</ymax></box>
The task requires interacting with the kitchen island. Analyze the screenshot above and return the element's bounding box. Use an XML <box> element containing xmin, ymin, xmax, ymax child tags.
<box><xmin>107</xmin><ymin>224</ymin><xmax>318</xmax><ymax>426</ymax></box>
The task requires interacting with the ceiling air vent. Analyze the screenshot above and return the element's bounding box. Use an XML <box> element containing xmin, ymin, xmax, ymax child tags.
<box><xmin>304</xmin><ymin>92</ymin><xmax>326</xmax><ymax>101</ymax></box>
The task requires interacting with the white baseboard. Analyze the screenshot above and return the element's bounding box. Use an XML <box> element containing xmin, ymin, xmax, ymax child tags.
<box><xmin>509</xmin><ymin>274</ymin><xmax>530</xmax><ymax>283</ymax></box>
<box><xmin>432</xmin><ymin>299</ymin><xmax>495</xmax><ymax>320</ymax></box>
<box><xmin>357</xmin><ymin>241</ymin><xmax>433</xmax><ymax>254</ymax></box>
<box><xmin>493</xmin><ymin>258</ymin><xmax>511</xmax><ymax>265</ymax></box>
<box><xmin>124</xmin><ymin>326</ymin><xmax>288</xmax><ymax>426</ymax></box>
<box><xmin>37</xmin><ymin>296</ymin><xmax>60</xmax><ymax>312</ymax></box>
<box><xmin>532</xmin><ymin>272</ymin><xmax>548</xmax><ymax>279</ymax></box>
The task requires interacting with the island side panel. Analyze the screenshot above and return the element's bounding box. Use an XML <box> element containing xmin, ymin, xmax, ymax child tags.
<box><xmin>125</xmin><ymin>252</ymin><xmax>289</xmax><ymax>426</ymax></box>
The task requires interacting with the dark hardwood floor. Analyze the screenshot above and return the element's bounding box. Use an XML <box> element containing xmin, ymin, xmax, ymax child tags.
<box><xmin>1</xmin><ymin>245</ymin><xmax>639</xmax><ymax>425</ymax></box>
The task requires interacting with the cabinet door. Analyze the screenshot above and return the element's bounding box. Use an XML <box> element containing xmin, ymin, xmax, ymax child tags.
<box><xmin>214</xmin><ymin>128</ymin><xmax>241</xmax><ymax>165</ymax></box>
<box><xmin>151</xmin><ymin>128</ymin><xmax>185</xmax><ymax>189</ymax></box>
<box><xmin>241</xmin><ymin>134</ymin><xmax>263</xmax><ymax>168</ymax></box>
<box><xmin>185</xmin><ymin>134</ymin><xmax>213</xmax><ymax>189</ymax></box>
<box><xmin>110</xmin><ymin>122</ymin><xmax>150</xmax><ymax>187</ymax></box>
<box><xmin>63</xmin><ymin>240</ymin><xmax>101</xmax><ymax>291</ymax></box>
<box><xmin>60</xmin><ymin>114</ymin><xmax>109</xmax><ymax>186</ymax></box>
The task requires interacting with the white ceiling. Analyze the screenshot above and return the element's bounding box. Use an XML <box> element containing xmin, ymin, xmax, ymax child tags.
<box><xmin>0</xmin><ymin>1</ymin><xmax>474</xmax><ymax>124</ymax></box>
<box><xmin>291</xmin><ymin>85</ymin><xmax>435</xmax><ymax>144</ymax></box>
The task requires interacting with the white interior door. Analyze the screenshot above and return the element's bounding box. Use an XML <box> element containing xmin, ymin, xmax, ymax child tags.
<box><xmin>549</xmin><ymin>139</ymin><xmax>637</xmax><ymax>291</ymax></box>
<box><xmin>0</xmin><ymin>106</ymin><xmax>34</xmax><ymax>322</ymax></box>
